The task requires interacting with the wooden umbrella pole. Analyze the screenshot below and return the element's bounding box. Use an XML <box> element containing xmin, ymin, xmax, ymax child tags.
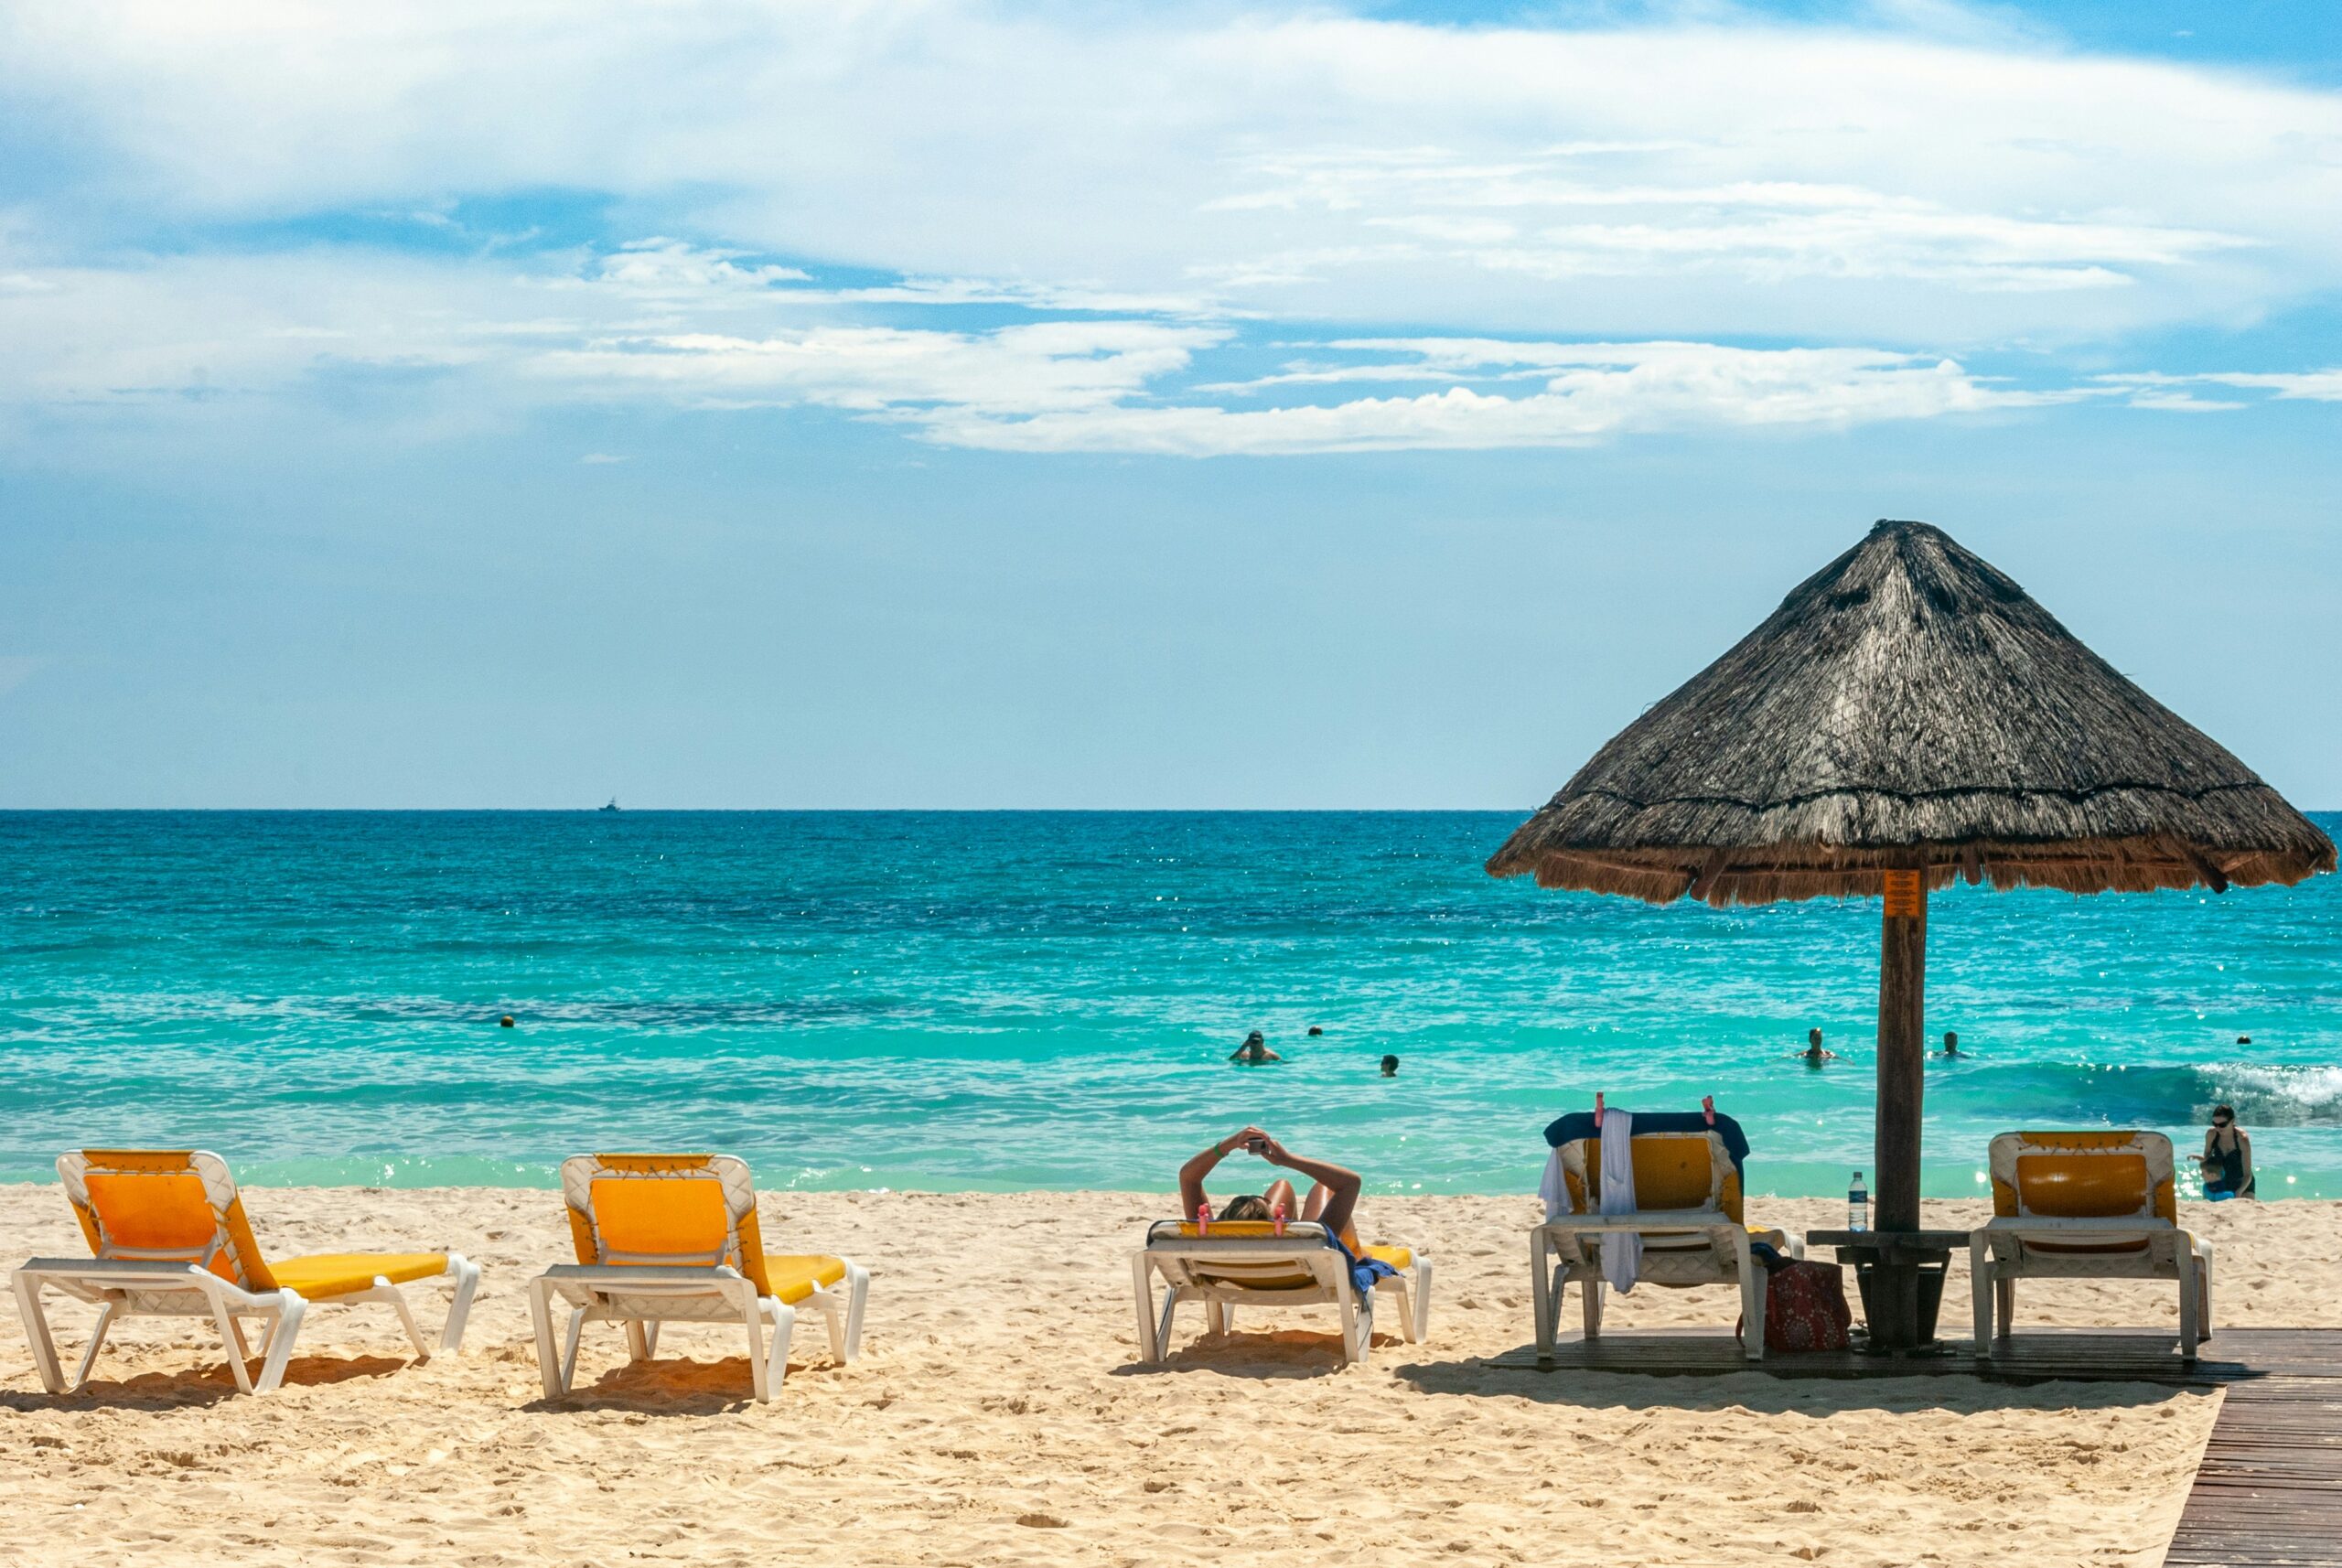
<box><xmin>1871</xmin><ymin>862</ymin><xmax>1929</xmax><ymax>1347</ymax></box>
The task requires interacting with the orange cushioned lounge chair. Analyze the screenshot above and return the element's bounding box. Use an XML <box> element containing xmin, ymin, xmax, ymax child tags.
<box><xmin>1970</xmin><ymin>1130</ymin><xmax>2213</xmax><ymax>1359</ymax></box>
<box><xmin>529</xmin><ymin>1154</ymin><xmax>869</xmax><ymax>1402</ymax></box>
<box><xmin>11</xmin><ymin>1149</ymin><xmax>479</xmax><ymax>1395</ymax></box>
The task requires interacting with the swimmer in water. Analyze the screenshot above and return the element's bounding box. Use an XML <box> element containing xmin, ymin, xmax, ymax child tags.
<box><xmin>1229</xmin><ymin>1029</ymin><xmax>1281</xmax><ymax>1064</ymax></box>
<box><xmin>1801</xmin><ymin>1027</ymin><xmax>1836</xmax><ymax>1066</ymax></box>
<box><xmin>1176</xmin><ymin>1125</ymin><xmax>1364</xmax><ymax>1249</ymax></box>
<box><xmin>1380</xmin><ymin>1054</ymin><xmax>1399</xmax><ymax>1078</ymax></box>
<box><xmin>1937</xmin><ymin>1030</ymin><xmax>1961</xmax><ymax>1058</ymax></box>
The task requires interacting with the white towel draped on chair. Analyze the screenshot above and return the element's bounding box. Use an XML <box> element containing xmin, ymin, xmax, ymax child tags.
<box><xmin>1596</xmin><ymin>1110</ymin><xmax>1641</xmax><ymax>1293</ymax></box>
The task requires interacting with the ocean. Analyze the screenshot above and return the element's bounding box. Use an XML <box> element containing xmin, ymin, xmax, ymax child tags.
<box><xmin>4</xmin><ymin>811</ymin><xmax>2337</xmax><ymax>1197</ymax></box>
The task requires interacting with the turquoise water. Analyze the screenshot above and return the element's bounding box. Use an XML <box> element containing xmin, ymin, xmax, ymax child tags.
<box><xmin>3</xmin><ymin>811</ymin><xmax>2337</xmax><ymax>1197</ymax></box>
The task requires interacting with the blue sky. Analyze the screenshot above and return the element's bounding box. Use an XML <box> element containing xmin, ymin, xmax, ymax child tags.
<box><xmin>1</xmin><ymin>0</ymin><xmax>2337</xmax><ymax>808</ymax></box>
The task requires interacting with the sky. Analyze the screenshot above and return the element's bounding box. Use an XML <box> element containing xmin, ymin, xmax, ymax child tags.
<box><xmin>1</xmin><ymin>0</ymin><xmax>2337</xmax><ymax>809</ymax></box>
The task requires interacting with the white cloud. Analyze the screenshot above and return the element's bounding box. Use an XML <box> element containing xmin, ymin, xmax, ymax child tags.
<box><xmin>2095</xmin><ymin>370</ymin><xmax>2342</xmax><ymax>407</ymax></box>
<box><xmin>2197</xmin><ymin>371</ymin><xmax>2342</xmax><ymax>402</ymax></box>
<box><xmin>925</xmin><ymin>345</ymin><xmax>2067</xmax><ymax>456</ymax></box>
<box><xmin>5</xmin><ymin>2</ymin><xmax>2340</xmax><ymax>345</ymax></box>
<box><xmin>539</xmin><ymin>319</ymin><xmax>1226</xmax><ymax>416</ymax></box>
<box><xmin>0</xmin><ymin>238</ymin><xmax>2096</xmax><ymax>455</ymax></box>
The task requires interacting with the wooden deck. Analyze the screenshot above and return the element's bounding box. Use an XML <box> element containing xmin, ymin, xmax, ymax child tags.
<box><xmin>2166</xmin><ymin>1374</ymin><xmax>2342</xmax><ymax>1567</ymax></box>
<box><xmin>1472</xmin><ymin>1328</ymin><xmax>2342</xmax><ymax>1564</ymax></box>
<box><xmin>1478</xmin><ymin>1326</ymin><xmax>2340</xmax><ymax>1383</ymax></box>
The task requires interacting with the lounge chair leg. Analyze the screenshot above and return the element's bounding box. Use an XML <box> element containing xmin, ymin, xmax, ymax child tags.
<box><xmin>1131</xmin><ymin>1254</ymin><xmax>1159</xmax><ymax>1361</ymax></box>
<box><xmin>255</xmin><ymin>1293</ymin><xmax>306</xmax><ymax>1394</ymax></box>
<box><xmin>562</xmin><ymin>1306</ymin><xmax>587</xmax><ymax>1393</ymax></box>
<box><xmin>1389</xmin><ymin>1277</ymin><xmax>1413</xmax><ymax>1344</ymax></box>
<box><xmin>1155</xmin><ymin>1288</ymin><xmax>1183</xmax><ymax>1360</ymax></box>
<box><xmin>208</xmin><ymin>1294</ymin><xmax>256</xmax><ymax>1394</ymax></box>
<box><xmin>765</xmin><ymin>1302</ymin><xmax>796</xmax><ymax>1400</ymax></box>
<box><xmin>1995</xmin><ymin>1276</ymin><xmax>2014</xmax><ymax>1341</ymax></box>
<box><xmin>1413</xmin><ymin>1258</ymin><xmax>1432</xmax><ymax>1343</ymax></box>
<box><xmin>1969</xmin><ymin>1235</ymin><xmax>1993</xmax><ymax>1359</ymax></box>
<box><xmin>2176</xmin><ymin>1230</ymin><xmax>2200</xmax><ymax>1359</ymax></box>
<box><xmin>1530</xmin><ymin>1230</ymin><xmax>1555</xmax><ymax>1365</ymax></box>
<box><xmin>818</xmin><ymin>1288</ymin><xmax>847</xmax><ymax>1363</ymax></box>
<box><xmin>642</xmin><ymin>1322</ymin><xmax>661</xmax><ymax>1360</ymax></box>
<box><xmin>528</xmin><ymin>1277</ymin><xmax>564</xmax><ymax>1399</ymax></box>
<box><xmin>72</xmin><ymin>1303</ymin><xmax>116</xmax><ymax>1391</ymax></box>
<box><xmin>12</xmin><ymin>1275</ymin><xmax>68</xmax><ymax>1396</ymax></box>
<box><xmin>1206</xmin><ymin>1299</ymin><xmax>1228</xmax><ymax>1337</ymax></box>
<box><xmin>1743</xmin><ymin>1262</ymin><xmax>1767</xmax><ymax>1361</ymax></box>
<box><xmin>624</xmin><ymin>1320</ymin><xmax>651</xmax><ymax>1362</ymax></box>
<box><xmin>440</xmin><ymin>1254</ymin><xmax>480</xmax><ymax>1355</ymax></box>
<box><xmin>1583</xmin><ymin>1278</ymin><xmax>1604</xmax><ymax>1340</ymax></box>
<box><xmin>1349</xmin><ymin>1290</ymin><xmax>1373</xmax><ymax>1365</ymax></box>
<box><xmin>384</xmin><ymin>1277</ymin><xmax>433</xmax><ymax>1360</ymax></box>
<box><xmin>743</xmin><ymin>1291</ymin><xmax>768</xmax><ymax>1402</ymax></box>
<box><xmin>2197</xmin><ymin>1241</ymin><xmax>2215</xmax><ymax>1337</ymax></box>
<box><xmin>841</xmin><ymin>1262</ymin><xmax>868</xmax><ymax>1362</ymax></box>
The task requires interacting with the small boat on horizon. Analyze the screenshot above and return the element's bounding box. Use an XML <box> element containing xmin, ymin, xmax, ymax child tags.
<box><xmin>599</xmin><ymin>798</ymin><xmax>621</xmax><ymax>813</ymax></box>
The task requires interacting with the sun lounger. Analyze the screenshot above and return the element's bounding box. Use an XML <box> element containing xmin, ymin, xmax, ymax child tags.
<box><xmin>529</xmin><ymin>1153</ymin><xmax>869</xmax><ymax>1402</ymax></box>
<box><xmin>11</xmin><ymin>1149</ymin><xmax>479</xmax><ymax>1395</ymax></box>
<box><xmin>1131</xmin><ymin>1219</ymin><xmax>1430</xmax><ymax>1366</ymax></box>
<box><xmin>1531</xmin><ymin>1111</ymin><xmax>1795</xmax><ymax>1361</ymax></box>
<box><xmin>1970</xmin><ymin>1130</ymin><xmax>2213</xmax><ymax>1359</ymax></box>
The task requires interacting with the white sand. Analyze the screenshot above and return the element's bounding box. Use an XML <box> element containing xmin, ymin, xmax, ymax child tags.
<box><xmin>6</xmin><ymin>1187</ymin><xmax>2321</xmax><ymax>1567</ymax></box>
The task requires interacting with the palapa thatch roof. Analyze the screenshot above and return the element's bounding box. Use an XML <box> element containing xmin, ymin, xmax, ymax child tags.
<box><xmin>1487</xmin><ymin>519</ymin><xmax>2336</xmax><ymax>907</ymax></box>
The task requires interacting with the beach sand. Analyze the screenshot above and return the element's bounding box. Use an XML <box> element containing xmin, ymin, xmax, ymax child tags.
<box><xmin>5</xmin><ymin>1187</ymin><xmax>2328</xmax><ymax>1567</ymax></box>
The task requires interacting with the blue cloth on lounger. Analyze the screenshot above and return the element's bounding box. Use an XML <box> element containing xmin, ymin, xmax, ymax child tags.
<box><xmin>1542</xmin><ymin>1109</ymin><xmax>1750</xmax><ymax>1175</ymax></box>
<box><xmin>1328</xmin><ymin>1232</ymin><xmax>1399</xmax><ymax>1293</ymax></box>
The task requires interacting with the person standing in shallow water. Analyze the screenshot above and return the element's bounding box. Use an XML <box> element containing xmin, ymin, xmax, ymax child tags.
<box><xmin>1229</xmin><ymin>1029</ymin><xmax>1280</xmax><ymax>1064</ymax></box>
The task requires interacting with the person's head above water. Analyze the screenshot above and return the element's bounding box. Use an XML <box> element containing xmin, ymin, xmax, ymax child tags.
<box><xmin>1380</xmin><ymin>1054</ymin><xmax>1399</xmax><ymax>1077</ymax></box>
<box><xmin>1244</xmin><ymin>1030</ymin><xmax>1264</xmax><ymax>1047</ymax></box>
<box><xmin>2211</xmin><ymin>1104</ymin><xmax>2237</xmax><ymax>1129</ymax></box>
<box><xmin>1808</xmin><ymin>1027</ymin><xmax>1823</xmax><ymax>1048</ymax></box>
<box><xmin>1943</xmin><ymin>1030</ymin><xmax>1959</xmax><ymax>1053</ymax></box>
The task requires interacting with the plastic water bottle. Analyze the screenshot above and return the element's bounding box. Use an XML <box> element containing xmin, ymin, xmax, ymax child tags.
<box><xmin>1848</xmin><ymin>1171</ymin><xmax>1869</xmax><ymax>1232</ymax></box>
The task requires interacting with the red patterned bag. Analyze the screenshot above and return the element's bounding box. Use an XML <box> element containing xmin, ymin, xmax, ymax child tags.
<box><xmin>1763</xmin><ymin>1260</ymin><xmax>1852</xmax><ymax>1352</ymax></box>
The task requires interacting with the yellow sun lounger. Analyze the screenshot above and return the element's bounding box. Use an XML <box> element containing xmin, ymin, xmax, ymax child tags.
<box><xmin>1131</xmin><ymin>1219</ymin><xmax>1430</xmax><ymax>1365</ymax></box>
<box><xmin>1970</xmin><ymin>1130</ymin><xmax>2214</xmax><ymax>1359</ymax></box>
<box><xmin>1531</xmin><ymin>1122</ymin><xmax>1794</xmax><ymax>1362</ymax></box>
<box><xmin>529</xmin><ymin>1154</ymin><xmax>869</xmax><ymax>1402</ymax></box>
<box><xmin>11</xmin><ymin>1149</ymin><xmax>479</xmax><ymax>1396</ymax></box>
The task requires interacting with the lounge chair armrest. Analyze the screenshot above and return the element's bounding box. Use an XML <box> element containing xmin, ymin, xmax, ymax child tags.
<box><xmin>16</xmin><ymin>1257</ymin><xmax>218</xmax><ymax>1282</ymax></box>
<box><xmin>1976</xmin><ymin>1216</ymin><xmax>2173</xmax><ymax>1233</ymax></box>
<box><xmin>538</xmin><ymin>1264</ymin><xmax>748</xmax><ymax>1285</ymax></box>
<box><xmin>1534</xmin><ymin>1215</ymin><xmax>1735</xmax><ymax>1234</ymax></box>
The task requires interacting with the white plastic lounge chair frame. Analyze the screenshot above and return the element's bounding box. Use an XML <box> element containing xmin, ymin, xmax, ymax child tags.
<box><xmin>1131</xmin><ymin>1219</ymin><xmax>1431</xmax><ymax>1366</ymax></box>
<box><xmin>1531</xmin><ymin>1126</ymin><xmax>1795</xmax><ymax>1363</ymax></box>
<box><xmin>13</xmin><ymin>1150</ymin><xmax>478</xmax><ymax>1396</ymax></box>
<box><xmin>531</xmin><ymin>1154</ymin><xmax>868</xmax><ymax>1403</ymax></box>
<box><xmin>1970</xmin><ymin>1130</ymin><xmax>2214</xmax><ymax>1359</ymax></box>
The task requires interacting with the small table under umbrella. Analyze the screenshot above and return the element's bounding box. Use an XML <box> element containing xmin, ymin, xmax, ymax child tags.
<box><xmin>1487</xmin><ymin>519</ymin><xmax>2334</xmax><ymax>1348</ymax></box>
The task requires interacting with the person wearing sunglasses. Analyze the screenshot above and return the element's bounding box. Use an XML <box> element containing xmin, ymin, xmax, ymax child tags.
<box><xmin>2199</xmin><ymin>1105</ymin><xmax>2256</xmax><ymax>1200</ymax></box>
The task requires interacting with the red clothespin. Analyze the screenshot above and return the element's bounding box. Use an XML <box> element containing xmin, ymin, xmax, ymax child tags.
<box><xmin>1702</xmin><ymin>1095</ymin><xmax>1716</xmax><ymax>1126</ymax></box>
<box><xmin>1594</xmin><ymin>1091</ymin><xmax>1606</xmax><ymax>1128</ymax></box>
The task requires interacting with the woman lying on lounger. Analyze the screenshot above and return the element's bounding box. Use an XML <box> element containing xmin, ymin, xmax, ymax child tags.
<box><xmin>1177</xmin><ymin>1125</ymin><xmax>1363</xmax><ymax>1249</ymax></box>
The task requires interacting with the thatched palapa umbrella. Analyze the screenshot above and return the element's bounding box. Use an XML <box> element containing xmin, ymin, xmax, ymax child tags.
<box><xmin>1488</xmin><ymin>519</ymin><xmax>2334</xmax><ymax>1347</ymax></box>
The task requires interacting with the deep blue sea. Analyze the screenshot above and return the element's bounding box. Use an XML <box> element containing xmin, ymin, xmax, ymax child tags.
<box><xmin>3</xmin><ymin>811</ymin><xmax>2337</xmax><ymax>1197</ymax></box>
